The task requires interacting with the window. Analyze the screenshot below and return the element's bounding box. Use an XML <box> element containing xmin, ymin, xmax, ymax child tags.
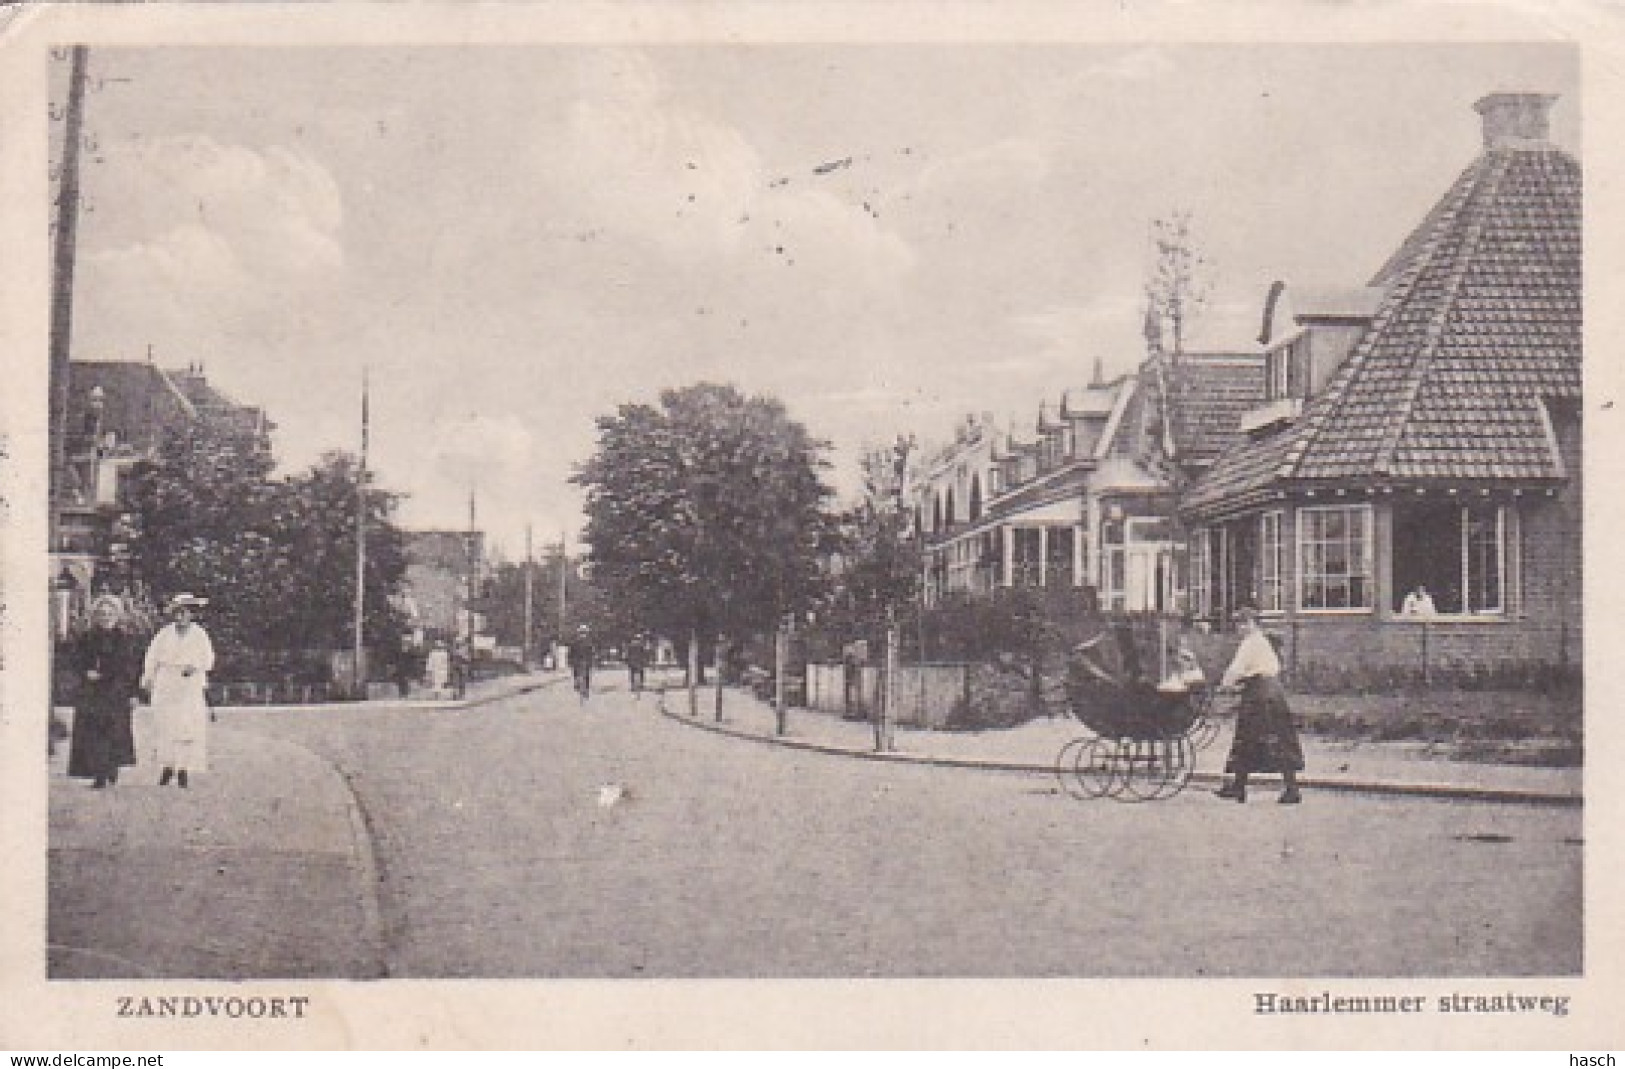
<box><xmin>1126</xmin><ymin>516</ymin><xmax>1173</xmax><ymax>543</ymax></box>
<box><xmin>1190</xmin><ymin>529</ymin><xmax>1212</xmax><ymax>617</ymax></box>
<box><xmin>1012</xmin><ymin>528</ymin><xmax>1043</xmax><ymax>587</ymax></box>
<box><xmin>1298</xmin><ymin>505</ymin><xmax>1373</xmax><ymax>610</ymax></box>
<box><xmin>1264</xmin><ymin>336</ymin><xmax>1310</xmax><ymax>402</ymax></box>
<box><xmin>1046</xmin><ymin>527</ymin><xmax>1075</xmax><ymax>588</ymax></box>
<box><xmin>969</xmin><ymin>475</ymin><xmax>983</xmax><ymax>521</ymax></box>
<box><xmin>1392</xmin><ymin>501</ymin><xmax>1509</xmax><ymax>615</ymax></box>
<box><xmin>1265</xmin><ymin>346</ymin><xmax>1290</xmax><ymax>402</ymax></box>
<box><xmin>1259</xmin><ymin>511</ymin><xmax>1284</xmax><ymax>612</ymax></box>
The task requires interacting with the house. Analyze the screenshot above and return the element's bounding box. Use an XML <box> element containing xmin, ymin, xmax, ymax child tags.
<box><xmin>1104</xmin><ymin>342</ymin><xmax>1265</xmax><ymax>611</ymax></box>
<box><xmin>402</xmin><ymin>529</ymin><xmax>486</xmax><ymax>642</ymax></box>
<box><xmin>50</xmin><ymin>359</ymin><xmax>271</xmax><ymax>628</ymax></box>
<box><xmin>1181</xmin><ymin>93</ymin><xmax>1581</xmax><ymax>680</ymax></box>
<box><xmin>913</xmin><ymin>381</ymin><xmax>1124</xmax><ymax>607</ymax></box>
<box><xmin>913</xmin><ymin>344</ymin><xmax>1264</xmax><ymax>612</ymax></box>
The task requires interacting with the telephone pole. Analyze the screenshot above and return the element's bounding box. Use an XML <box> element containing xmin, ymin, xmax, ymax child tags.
<box><xmin>352</xmin><ymin>368</ymin><xmax>369</xmax><ymax>697</ymax></box>
<box><xmin>466</xmin><ymin>489</ymin><xmax>478</xmax><ymax>648</ymax></box>
<box><xmin>523</xmin><ymin>524</ymin><xmax>534</xmax><ymax>668</ymax></box>
<box><xmin>48</xmin><ymin>46</ymin><xmax>90</xmax><ymax>553</ymax></box>
<box><xmin>557</xmin><ymin>528</ymin><xmax>568</xmax><ymax>634</ymax></box>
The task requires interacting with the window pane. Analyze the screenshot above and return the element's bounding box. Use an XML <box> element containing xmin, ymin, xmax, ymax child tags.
<box><xmin>1464</xmin><ymin>506</ymin><xmax>1503</xmax><ymax>612</ymax></box>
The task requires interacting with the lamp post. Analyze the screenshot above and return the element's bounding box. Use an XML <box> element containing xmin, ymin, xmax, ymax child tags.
<box><xmin>86</xmin><ymin>385</ymin><xmax>104</xmax><ymax>506</ymax></box>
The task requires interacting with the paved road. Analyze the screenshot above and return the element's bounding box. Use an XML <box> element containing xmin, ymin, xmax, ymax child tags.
<box><xmin>235</xmin><ymin>683</ymin><xmax>1582</xmax><ymax>979</ymax></box>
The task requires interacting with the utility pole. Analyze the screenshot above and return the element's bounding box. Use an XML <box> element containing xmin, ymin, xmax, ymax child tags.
<box><xmin>687</xmin><ymin>627</ymin><xmax>699</xmax><ymax>717</ymax></box>
<box><xmin>774</xmin><ymin>614</ymin><xmax>788</xmax><ymax>736</ymax></box>
<box><xmin>557</xmin><ymin>528</ymin><xmax>568</xmax><ymax>638</ymax></box>
<box><xmin>48</xmin><ymin>46</ymin><xmax>90</xmax><ymax>554</ymax></box>
<box><xmin>466</xmin><ymin>489</ymin><xmax>478</xmax><ymax>649</ymax></box>
<box><xmin>714</xmin><ymin>631</ymin><xmax>725</xmax><ymax>722</ymax></box>
<box><xmin>352</xmin><ymin>368</ymin><xmax>369</xmax><ymax>698</ymax></box>
<box><xmin>877</xmin><ymin>611</ymin><xmax>898</xmax><ymax>752</ymax></box>
<box><xmin>523</xmin><ymin>524</ymin><xmax>534</xmax><ymax>668</ymax></box>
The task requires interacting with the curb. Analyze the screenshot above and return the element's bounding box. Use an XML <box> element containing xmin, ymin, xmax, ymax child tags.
<box><xmin>657</xmin><ymin>693</ymin><xmax>1582</xmax><ymax>808</ymax></box>
<box><xmin>207</xmin><ymin>675</ymin><xmax>566</xmax><ymax>716</ymax></box>
<box><xmin>307</xmin><ymin>746</ymin><xmax>390</xmax><ymax>980</ymax></box>
<box><xmin>457</xmin><ymin>675</ymin><xmax>565</xmax><ymax>710</ymax></box>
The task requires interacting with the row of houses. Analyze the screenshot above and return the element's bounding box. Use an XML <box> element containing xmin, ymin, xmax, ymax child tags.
<box><xmin>906</xmin><ymin>92</ymin><xmax>1582</xmax><ymax>679</ymax></box>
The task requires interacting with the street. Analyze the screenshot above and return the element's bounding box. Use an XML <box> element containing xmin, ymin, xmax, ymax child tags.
<box><xmin>218</xmin><ymin>682</ymin><xmax>1579</xmax><ymax>979</ymax></box>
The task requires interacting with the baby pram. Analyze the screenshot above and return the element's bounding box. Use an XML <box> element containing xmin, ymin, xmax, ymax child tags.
<box><xmin>1054</xmin><ymin>625</ymin><xmax>1218</xmax><ymax>802</ymax></box>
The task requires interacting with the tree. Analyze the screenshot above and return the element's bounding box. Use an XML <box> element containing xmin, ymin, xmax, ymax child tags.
<box><xmin>1145</xmin><ymin>210</ymin><xmax>1212</xmax><ymax>355</ymax></box>
<box><xmin>125</xmin><ymin>410</ymin><xmax>279</xmax><ymax>664</ymax></box>
<box><xmin>126</xmin><ymin>416</ymin><xmax>409</xmax><ymax>678</ymax></box>
<box><xmin>826</xmin><ymin>435</ymin><xmax>923</xmax><ymax>639</ymax></box>
<box><xmin>573</xmin><ymin>383</ymin><xmax>833</xmax><ymax>656</ymax></box>
<box><xmin>262</xmin><ymin>451</ymin><xmax>409</xmax><ymax>659</ymax></box>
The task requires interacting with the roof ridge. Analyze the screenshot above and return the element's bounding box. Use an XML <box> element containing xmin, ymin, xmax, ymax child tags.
<box><xmin>152</xmin><ymin>365</ymin><xmax>199</xmax><ymax>420</ymax></box>
<box><xmin>1372</xmin><ymin>149</ymin><xmax>1511</xmax><ymax>476</ymax></box>
<box><xmin>1278</xmin><ymin>151</ymin><xmax>1492</xmax><ymax>483</ymax></box>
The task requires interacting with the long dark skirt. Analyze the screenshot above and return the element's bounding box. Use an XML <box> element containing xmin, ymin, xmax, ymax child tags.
<box><xmin>67</xmin><ymin>686</ymin><xmax>137</xmax><ymax>780</ymax></box>
<box><xmin>1224</xmin><ymin>675</ymin><xmax>1304</xmax><ymax>775</ymax></box>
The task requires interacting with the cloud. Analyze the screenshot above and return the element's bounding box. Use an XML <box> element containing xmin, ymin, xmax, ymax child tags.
<box><xmin>75</xmin><ymin>135</ymin><xmax>347</xmax><ymax>362</ymax></box>
<box><xmin>1008</xmin><ymin>293</ymin><xmax>1146</xmax><ymax>377</ymax></box>
<box><xmin>93</xmin><ymin>135</ymin><xmax>343</xmax><ymax>276</ymax></box>
<box><xmin>533</xmin><ymin>50</ymin><xmax>914</xmax><ymax>285</ymax></box>
<box><xmin>909</xmin><ymin>137</ymin><xmax>1054</xmax><ymax>202</ymax></box>
<box><xmin>429</xmin><ymin>413</ymin><xmax>538</xmax><ymax>479</ymax></box>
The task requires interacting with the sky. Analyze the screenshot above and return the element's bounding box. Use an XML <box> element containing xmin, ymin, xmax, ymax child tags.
<box><xmin>53</xmin><ymin>43</ymin><xmax>1579</xmax><ymax>559</ymax></box>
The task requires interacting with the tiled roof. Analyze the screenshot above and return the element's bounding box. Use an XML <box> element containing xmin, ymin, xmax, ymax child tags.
<box><xmin>1180</xmin><ymin>423</ymin><xmax>1299</xmax><ymax>513</ymax></box>
<box><xmin>1185</xmin><ymin>139</ymin><xmax>1580</xmax><ymax>516</ymax></box>
<box><xmin>66</xmin><ymin>361</ymin><xmax>195</xmax><ymax>454</ymax></box>
<box><xmin>929</xmin><ymin>463</ymin><xmax>1091</xmax><ymax>546</ymax></box>
<box><xmin>1162</xmin><ymin>352</ymin><xmax>1267</xmax><ymax>465</ymax></box>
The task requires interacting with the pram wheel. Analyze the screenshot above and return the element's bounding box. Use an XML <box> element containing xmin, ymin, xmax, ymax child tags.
<box><xmin>1054</xmin><ymin>737</ymin><xmax>1092</xmax><ymax>800</ymax></box>
<box><xmin>1075</xmin><ymin>738</ymin><xmax>1121</xmax><ymax>798</ymax></box>
<box><xmin>1120</xmin><ymin>733</ymin><xmax>1194</xmax><ymax>801</ymax></box>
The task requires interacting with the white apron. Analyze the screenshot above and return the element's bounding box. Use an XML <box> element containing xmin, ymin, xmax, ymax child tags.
<box><xmin>142</xmin><ymin>622</ymin><xmax>215</xmax><ymax>771</ymax></box>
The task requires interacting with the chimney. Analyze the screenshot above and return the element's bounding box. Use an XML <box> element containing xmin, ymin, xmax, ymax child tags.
<box><xmin>1091</xmin><ymin>355</ymin><xmax>1105</xmax><ymax>387</ymax></box>
<box><xmin>1474</xmin><ymin>92</ymin><xmax>1557</xmax><ymax>149</ymax></box>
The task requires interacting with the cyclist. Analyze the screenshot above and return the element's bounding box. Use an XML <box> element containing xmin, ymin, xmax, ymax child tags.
<box><xmin>567</xmin><ymin>625</ymin><xmax>596</xmax><ymax>701</ymax></box>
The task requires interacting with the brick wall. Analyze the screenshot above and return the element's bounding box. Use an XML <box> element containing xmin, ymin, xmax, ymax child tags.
<box><xmin>1513</xmin><ymin>413</ymin><xmax>1582</xmax><ymax>662</ymax></box>
<box><xmin>1275</xmin><ymin>614</ymin><xmax>1576</xmax><ymax>691</ymax></box>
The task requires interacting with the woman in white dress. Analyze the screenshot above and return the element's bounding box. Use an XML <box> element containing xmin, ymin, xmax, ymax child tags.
<box><xmin>141</xmin><ymin>593</ymin><xmax>215</xmax><ymax>788</ymax></box>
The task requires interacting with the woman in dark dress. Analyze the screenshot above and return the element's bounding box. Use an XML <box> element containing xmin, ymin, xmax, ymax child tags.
<box><xmin>1214</xmin><ymin>607</ymin><xmax>1305</xmax><ymax>804</ymax></box>
<box><xmin>67</xmin><ymin>594</ymin><xmax>143</xmax><ymax>789</ymax></box>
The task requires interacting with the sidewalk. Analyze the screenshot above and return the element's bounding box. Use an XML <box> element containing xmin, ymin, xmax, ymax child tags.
<box><xmin>46</xmin><ymin>669</ymin><xmax>562</xmax><ymax>979</ymax></box>
<box><xmin>657</xmin><ymin>685</ymin><xmax>1583</xmax><ymax>806</ymax></box>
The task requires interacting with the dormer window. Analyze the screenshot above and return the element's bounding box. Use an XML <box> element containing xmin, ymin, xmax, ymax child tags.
<box><xmin>1264</xmin><ymin>334</ymin><xmax>1309</xmax><ymax>403</ymax></box>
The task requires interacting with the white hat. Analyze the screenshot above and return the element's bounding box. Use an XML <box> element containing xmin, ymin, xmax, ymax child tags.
<box><xmin>167</xmin><ymin>592</ymin><xmax>209</xmax><ymax>610</ymax></box>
